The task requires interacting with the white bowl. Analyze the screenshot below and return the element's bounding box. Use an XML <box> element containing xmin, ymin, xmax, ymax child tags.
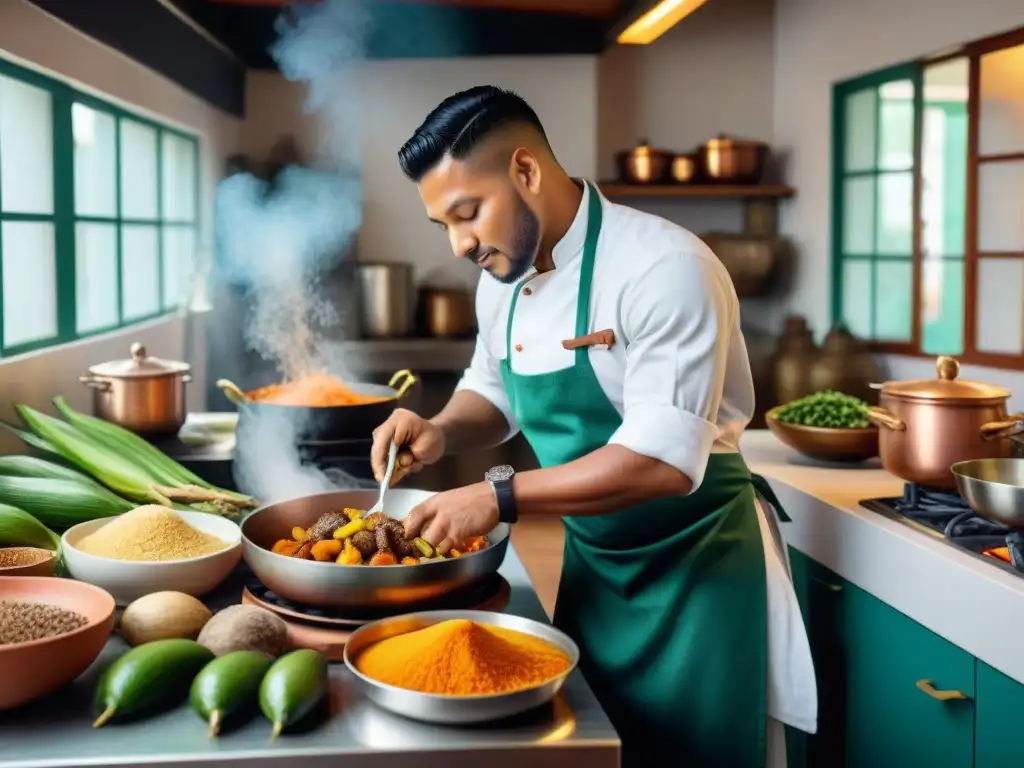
<box><xmin>61</xmin><ymin>510</ymin><xmax>242</xmax><ymax>606</ymax></box>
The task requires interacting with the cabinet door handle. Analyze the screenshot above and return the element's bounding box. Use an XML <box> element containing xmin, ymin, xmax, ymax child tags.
<box><xmin>916</xmin><ymin>679</ymin><xmax>969</xmax><ymax>701</ymax></box>
<box><xmin>811</xmin><ymin>577</ymin><xmax>843</xmax><ymax>592</ymax></box>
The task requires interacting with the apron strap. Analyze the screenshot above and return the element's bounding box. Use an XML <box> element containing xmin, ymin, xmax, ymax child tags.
<box><xmin>573</xmin><ymin>184</ymin><xmax>604</xmax><ymax>364</ymax></box>
<box><xmin>504</xmin><ymin>280</ymin><xmax>528</xmax><ymax>369</ymax></box>
<box><xmin>751</xmin><ymin>473</ymin><xmax>792</xmax><ymax>523</ymax></box>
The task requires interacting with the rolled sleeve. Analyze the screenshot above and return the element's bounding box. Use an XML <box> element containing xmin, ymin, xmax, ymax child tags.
<box><xmin>607</xmin><ymin>250</ymin><xmax>733</xmax><ymax>493</ymax></box>
<box><xmin>454</xmin><ymin>334</ymin><xmax>520</xmax><ymax>442</ymax></box>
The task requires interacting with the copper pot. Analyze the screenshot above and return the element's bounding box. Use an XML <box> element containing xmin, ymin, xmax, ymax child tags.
<box><xmin>867</xmin><ymin>356</ymin><xmax>1024</xmax><ymax>488</ymax></box>
<box><xmin>615</xmin><ymin>139</ymin><xmax>672</xmax><ymax>184</ymax></box>
<box><xmin>670</xmin><ymin>154</ymin><xmax>698</xmax><ymax>183</ymax></box>
<box><xmin>79</xmin><ymin>343</ymin><xmax>191</xmax><ymax>434</ymax></box>
<box><xmin>697</xmin><ymin>134</ymin><xmax>768</xmax><ymax>184</ymax></box>
<box><xmin>421</xmin><ymin>289</ymin><xmax>475</xmax><ymax>338</ymax></box>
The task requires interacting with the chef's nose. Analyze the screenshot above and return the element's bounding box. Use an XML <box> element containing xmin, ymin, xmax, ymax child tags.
<box><xmin>452</xmin><ymin>231</ymin><xmax>478</xmax><ymax>259</ymax></box>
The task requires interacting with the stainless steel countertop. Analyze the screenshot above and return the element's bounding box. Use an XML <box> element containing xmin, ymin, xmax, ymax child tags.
<box><xmin>0</xmin><ymin>548</ymin><xmax>619</xmax><ymax>768</ymax></box>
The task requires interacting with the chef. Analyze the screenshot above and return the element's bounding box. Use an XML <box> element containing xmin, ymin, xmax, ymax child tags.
<box><xmin>370</xmin><ymin>85</ymin><xmax>817</xmax><ymax>767</ymax></box>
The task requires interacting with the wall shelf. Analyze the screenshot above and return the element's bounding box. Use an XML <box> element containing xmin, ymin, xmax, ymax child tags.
<box><xmin>597</xmin><ymin>183</ymin><xmax>795</xmax><ymax>199</ymax></box>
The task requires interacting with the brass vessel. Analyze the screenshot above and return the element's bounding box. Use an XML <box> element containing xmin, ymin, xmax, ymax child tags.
<box><xmin>809</xmin><ymin>323</ymin><xmax>879</xmax><ymax>403</ymax></box>
<box><xmin>771</xmin><ymin>316</ymin><xmax>820</xmax><ymax>407</ymax></box>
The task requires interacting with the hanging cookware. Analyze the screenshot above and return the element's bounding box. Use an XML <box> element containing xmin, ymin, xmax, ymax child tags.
<box><xmin>867</xmin><ymin>356</ymin><xmax>1024</xmax><ymax>488</ymax></box>
<box><xmin>697</xmin><ymin>134</ymin><xmax>769</xmax><ymax>184</ymax></box>
<box><xmin>614</xmin><ymin>139</ymin><xmax>672</xmax><ymax>184</ymax></box>
<box><xmin>218</xmin><ymin>369</ymin><xmax>417</xmax><ymax>443</ymax></box>
<box><xmin>79</xmin><ymin>343</ymin><xmax>191</xmax><ymax>435</ymax></box>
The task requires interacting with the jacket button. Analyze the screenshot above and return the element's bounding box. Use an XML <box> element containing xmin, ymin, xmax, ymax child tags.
<box><xmin>523</xmin><ymin>287</ymin><xmax>532</xmax><ymax>296</ymax></box>
<box><xmin>514</xmin><ymin>344</ymin><xmax>523</xmax><ymax>352</ymax></box>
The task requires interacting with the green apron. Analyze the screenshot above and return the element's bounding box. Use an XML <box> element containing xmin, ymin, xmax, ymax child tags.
<box><xmin>499</xmin><ymin>185</ymin><xmax>789</xmax><ymax>767</ymax></box>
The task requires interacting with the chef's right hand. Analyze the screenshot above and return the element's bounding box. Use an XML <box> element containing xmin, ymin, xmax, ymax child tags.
<box><xmin>371</xmin><ymin>409</ymin><xmax>446</xmax><ymax>485</ymax></box>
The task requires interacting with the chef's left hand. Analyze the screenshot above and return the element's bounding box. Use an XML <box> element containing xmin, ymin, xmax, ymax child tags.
<box><xmin>404</xmin><ymin>482</ymin><xmax>498</xmax><ymax>556</ymax></box>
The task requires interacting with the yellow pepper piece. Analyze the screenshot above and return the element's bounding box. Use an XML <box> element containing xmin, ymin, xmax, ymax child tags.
<box><xmin>412</xmin><ymin>537</ymin><xmax>434</xmax><ymax>558</ymax></box>
<box><xmin>333</xmin><ymin>518</ymin><xmax>367</xmax><ymax>540</ymax></box>
<box><xmin>291</xmin><ymin>526</ymin><xmax>307</xmax><ymax>542</ymax></box>
<box><xmin>311</xmin><ymin>539</ymin><xmax>342</xmax><ymax>562</ymax></box>
<box><xmin>336</xmin><ymin>538</ymin><xmax>362</xmax><ymax>565</ymax></box>
<box><xmin>343</xmin><ymin>507</ymin><xmax>364</xmax><ymax>520</ymax></box>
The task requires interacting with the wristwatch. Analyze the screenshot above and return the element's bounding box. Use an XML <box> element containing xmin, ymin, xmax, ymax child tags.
<box><xmin>485</xmin><ymin>465</ymin><xmax>517</xmax><ymax>525</ymax></box>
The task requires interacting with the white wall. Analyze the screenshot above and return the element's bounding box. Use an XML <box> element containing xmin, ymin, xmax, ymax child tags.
<box><xmin>0</xmin><ymin>0</ymin><xmax>242</xmax><ymax>452</ymax></box>
<box><xmin>243</xmin><ymin>56</ymin><xmax>598</xmax><ymax>291</ymax></box>
<box><xmin>767</xmin><ymin>0</ymin><xmax>1024</xmax><ymax>403</ymax></box>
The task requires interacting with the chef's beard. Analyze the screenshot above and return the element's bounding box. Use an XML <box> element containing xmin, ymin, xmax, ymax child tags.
<box><xmin>483</xmin><ymin>193</ymin><xmax>540</xmax><ymax>284</ymax></box>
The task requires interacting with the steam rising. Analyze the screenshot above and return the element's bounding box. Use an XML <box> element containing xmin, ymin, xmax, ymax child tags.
<box><xmin>215</xmin><ymin>0</ymin><xmax>373</xmax><ymax>503</ymax></box>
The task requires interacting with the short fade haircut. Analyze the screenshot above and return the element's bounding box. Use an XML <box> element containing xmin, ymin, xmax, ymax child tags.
<box><xmin>397</xmin><ymin>86</ymin><xmax>547</xmax><ymax>182</ymax></box>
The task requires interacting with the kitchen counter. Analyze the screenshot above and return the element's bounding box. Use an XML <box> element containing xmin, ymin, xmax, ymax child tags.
<box><xmin>742</xmin><ymin>430</ymin><xmax>1024</xmax><ymax>686</ymax></box>
<box><xmin>0</xmin><ymin>548</ymin><xmax>619</xmax><ymax>768</ymax></box>
<box><xmin>331</xmin><ymin>339</ymin><xmax>475</xmax><ymax>375</ymax></box>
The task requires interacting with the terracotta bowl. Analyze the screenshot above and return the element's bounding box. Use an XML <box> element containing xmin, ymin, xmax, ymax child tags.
<box><xmin>766</xmin><ymin>407</ymin><xmax>879</xmax><ymax>463</ymax></box>
<box><xmin>0</xmin><ymin>576</ymin><xmax>115</xmax><ymax>710</ymax></box>
<box><xmin>0</xmin><ymin>547</ymin><xmax>57</xmax><ymax>577</ymax></box>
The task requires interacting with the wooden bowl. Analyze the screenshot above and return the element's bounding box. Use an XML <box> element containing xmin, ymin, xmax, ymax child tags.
<box><xmin>0</xmin><ymin>576</ymin><xmax>115</xmax><ymax>710</ymax></box>
<box><xmin>766</xmin><ymin>407</ymin><xmax>879</xmax><ymax>463</ymax></box>
<box><xmin>0</xmin><ymin>547</ymin><xmax>57</xmax><ymax>577</ymax></box>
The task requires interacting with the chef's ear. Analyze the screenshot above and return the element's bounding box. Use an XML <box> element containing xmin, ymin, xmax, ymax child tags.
<box><xmin>509</xmin><ymin>148</ymin><xmax>542</xmax><ymax>195</ymax></box>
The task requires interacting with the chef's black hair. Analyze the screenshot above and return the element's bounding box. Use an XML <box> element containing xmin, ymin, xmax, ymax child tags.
<box><xmin>398</xmin><ymin>86</ymin><xmax>548</xmax><ymax>182</ymax></box>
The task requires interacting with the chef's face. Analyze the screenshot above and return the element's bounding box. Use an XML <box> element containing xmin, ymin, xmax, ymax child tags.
<box><xmin>417</xmin><ymin>156</ymin><xmax>540</xmax><ymax>284</ymax></box>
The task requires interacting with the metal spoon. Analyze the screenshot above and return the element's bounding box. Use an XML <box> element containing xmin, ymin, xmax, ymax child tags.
<box><xmin>216</xmin><ymin>379</ymin><xmax>249</xmax><ymax>406</ymax></box>
<box><xmin>367</xmin><ymin>441</ymin><xmax>398</xmax><ymax>517</ymax></box>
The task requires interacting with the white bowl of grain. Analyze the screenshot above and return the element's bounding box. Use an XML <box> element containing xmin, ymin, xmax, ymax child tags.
<box><xmin>62</xmin><ymin>506</ymin><xmax>242</xmax><ymax>606</ymax></box>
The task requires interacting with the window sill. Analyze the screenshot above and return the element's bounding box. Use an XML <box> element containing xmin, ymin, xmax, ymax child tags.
<box><xmin>869</xmin><ymin>342</ymin><xmax>1024</xmax><ymax>372</ymax></box>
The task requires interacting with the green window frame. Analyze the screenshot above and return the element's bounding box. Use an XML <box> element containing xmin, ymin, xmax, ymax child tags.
<box><xmin>830</xmin><ymin>60</ymin><xmax>923</xmax><ymax>352</ymax></box>
<box><xmin>0</xmin><ymin>55</ymin><xmax>200</xmax><ymax>359</ymax></box>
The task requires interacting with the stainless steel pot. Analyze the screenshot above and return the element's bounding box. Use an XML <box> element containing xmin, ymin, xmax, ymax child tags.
<box><xmin>867</xmin><ymin>356</ymin><xmax>1024</xmax><ymax>488</ymax></box>
<box><xmin>952</xmin><ymin>459</ymin><xmax>1024</xmax><ymax>530</ymax></box>
<box><xmin>357</xmin><ymin>262</ymin><xmax>415</xmax><ymax>338</ymax></box>
<box><xmin>240</xmin><ymin>488</ymin><xmax>510</xmax><ymax>609</ymax></box>
<box><xmin>80</xmin><ymin>343</ymin><xmax>191</xmax><ymax>434</ymax></box>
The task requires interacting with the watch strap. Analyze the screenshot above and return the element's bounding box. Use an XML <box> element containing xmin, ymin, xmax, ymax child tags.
<box><xmin>491</xmin><ymin>478</ymin><xmax>518</xmax><ymax>525</ymax></box>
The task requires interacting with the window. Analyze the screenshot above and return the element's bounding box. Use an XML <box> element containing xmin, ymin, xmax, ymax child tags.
<box><xmin>831</xmin><ymin>26</ymin><xmax>1024</xmax><ymax>368</ymax></box>
<box><xmin>0</xmin><ymin>57</ymin><xmax>199</xmax><ymax>358</ymax></box>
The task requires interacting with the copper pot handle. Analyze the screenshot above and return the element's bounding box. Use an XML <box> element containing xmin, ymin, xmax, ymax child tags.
<box><xmin>79</xmin><ymin>375</ymin><xmax>112</xmax><ymax>393</ymax></box>
<box><xmin>868</xmin><ymin>406</ymin><xmax>906</xmax><ymax>432</ymax></box>
<box><xmin>980</xmin><ymin>415</ymin><xmax>1024</xmax><ymax>442</ymax></box>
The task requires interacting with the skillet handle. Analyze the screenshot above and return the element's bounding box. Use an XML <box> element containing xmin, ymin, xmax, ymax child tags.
<box><xmin>388</xmin><ymin>369</ymin><xmax>417</xmax><ymax>399</ymax></box>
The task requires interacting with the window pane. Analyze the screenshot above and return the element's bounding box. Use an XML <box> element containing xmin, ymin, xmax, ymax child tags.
<box><xmin>841</xmin><ymin>259</ymin><xmax>873</xmax><ymax>339</ymax></box>
<box><xmin>975</xmin><ymin>257</ymin><xmax>1024</xmax><ymax>354</ymax></box>
<box><xmin>0</xmin><ymin>75</ymin><xmax>53</xmax><ymax>215</ymax></box>
<box><xmin>978</xmin><ymin>43</ymin><xmax>1024</xmax><ymax>157</ymax></box>
<box><xmin>161</xmin><ymin>133</ymin><xmax>196</xmax><ymax>223</ymax></box>
<box><xmin>119</xmin><ymin>120</ymin><xmax>158</xmax><ymax>219</ymax></box>
<box><xmin>878</xmin><ymin>81</ymin><xmax>915</xmax><ymax>170</ymax></box>
<box><xmin>978</xmin><ymin>160</ymin><xmax>1024</xmax><ymax>252</ymax></box>
<box><xmin>73</xmin><ymin>104</ymin><xmax>117</xmax><ymax>217</ymax></box>
<box><xmin>873</xmin><ymin>259</ymin><xmax>913</xmax><ymax>341</ymax></box>
<box><xmin>920</xmin><ymin>258</ymin><xmax>964</xmax><ymax>355</ymax></box>
<box><xmin>75</xmin><ymin>223</ymin><xmax>119</xmax><ymax>334</ymax></box>
<box><xmin>876</xmin><ymin>172</ymin><xmax>913</xmax><ymax>255</ymax></box>
<box><xmin>121</xmin><ymin>225</ymin><xmax>159</xmax><ymax>321</ymax></box>
<box><xmin>162</xmin><ymin>226</ymin><xmax>195</xmax><ymax>309</ymax></box>
<box><xmin>921</xmin><ymin>61</ymin><xmax>968</xmax><ymax>259</ymax></box>
<box><xmin>2</xmin><ymin>222</ymin><xmax>56</xmax><ymax>347</ymax></box>
<box><xmin>844</xmin><ymin>88</ymin><xmax>877</xmax><ymax>172</ymax></box>
<box><xmin>843</xmin><ymin>176</ymin><xmax>875</xmax><ymax>255</ymax></box>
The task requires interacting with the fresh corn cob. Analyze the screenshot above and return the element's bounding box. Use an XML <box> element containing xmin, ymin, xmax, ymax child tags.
<box><xmin>0</xmin><ymin>475</ymin><xmax>130</xmax><ymax>532</ymax></box>
<box><xmin>52</xmin><ymin>396</ymin><xmax>255</xmax><ymax>507</ymax></box>
<box><xmin>0</xmin><ymin>504</ymin><xmax>61</xmax><ymax>550</ymax></box>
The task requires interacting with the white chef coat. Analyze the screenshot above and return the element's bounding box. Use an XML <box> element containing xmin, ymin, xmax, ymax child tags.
<box><xmin>456</xmin><ymin>182</ymin><xmax>818</xmax><ymax>760</ymax></box>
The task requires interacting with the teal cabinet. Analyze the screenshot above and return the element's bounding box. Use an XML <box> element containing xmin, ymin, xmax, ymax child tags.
<box><xmin>839</xmin><ymin>578</ymin><xmax>975</xmax><ymax>768</ymax></box>
<box><xmin>788</xmin><ymin>549</ymin><xmax>975</xmax><ymax>768</ymax></box>
<box><xmin>975</xmin><ymin>661</ymin><xmax>1024</xmax><ymax>767</ymax></box>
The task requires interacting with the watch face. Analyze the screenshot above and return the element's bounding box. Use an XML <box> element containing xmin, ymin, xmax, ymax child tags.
<box><xmin>485</xmin><ymin>464</ymin><xmax>514</xmax><ymax>483</ymax></box>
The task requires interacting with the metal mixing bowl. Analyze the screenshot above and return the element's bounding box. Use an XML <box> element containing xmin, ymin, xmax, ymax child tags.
<box><xmin>240</xmin><ymin>489</ymin><xmax>510</xmax><ymax>609</ymax></box>
<box><xmin>951</xmin><ymin>459</ymin><xmax>1024</xmax><ymax>529</ymax></box>
<box><xmin>343</xmin><ymin>609</ymin><xmax>579</xmax><ymax>724</ymax></box>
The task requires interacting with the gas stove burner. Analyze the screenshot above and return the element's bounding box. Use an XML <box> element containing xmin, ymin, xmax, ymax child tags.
<box><xmin>861</xmin><ymin>483</ymin><xmax>1024</xmax><ymax>577</ymax></box>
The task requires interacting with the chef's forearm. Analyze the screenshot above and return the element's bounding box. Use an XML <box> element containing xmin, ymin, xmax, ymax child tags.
<box><xmin>429</xmin><ymin>390</ymin><xmax>512</xmax><ymax>454</ymax></box>
<box><xmin>513</xmin><ymin>445</ymin><xmax>692</xmax><ymax>517</ymax></box>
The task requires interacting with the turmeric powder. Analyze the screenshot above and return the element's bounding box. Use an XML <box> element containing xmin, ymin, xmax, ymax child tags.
<box><xmin>354</xmin><ymin>619</ymin><xmax>572</xmax><ymax>695</ymax></box>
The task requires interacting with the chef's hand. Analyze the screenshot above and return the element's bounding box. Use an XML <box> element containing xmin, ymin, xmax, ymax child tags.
<box><xmin>371</xmin><ymin>408</ymin><xmax>446</xmax><ymax>485</ymax></box>
<box><xmin>404</xmin><ymin>482</ymin><xmax>498</xmax><ymax>556</ymax></box>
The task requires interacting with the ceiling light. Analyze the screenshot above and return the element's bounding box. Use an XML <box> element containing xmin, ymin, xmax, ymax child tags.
<box><xmin>617</xmin><ymin>0</ymin><xmax>711</xmax><ymax>45</ymax></box>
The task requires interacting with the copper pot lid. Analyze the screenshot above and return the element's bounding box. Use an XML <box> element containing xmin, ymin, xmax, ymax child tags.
<box><xmin>88</xmin><ymin>342</ymin><xmax>191</xmax><ymax>379</ymax></box>
<box><xmin>880</xmin><ymin>356</ymin><xmax>1010</xmax><ymax>402</ymax></box>
<box><xmin>704</xmin><ymin>133</ymin><xmax>766</xmax><ymax>150</ymax></box>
